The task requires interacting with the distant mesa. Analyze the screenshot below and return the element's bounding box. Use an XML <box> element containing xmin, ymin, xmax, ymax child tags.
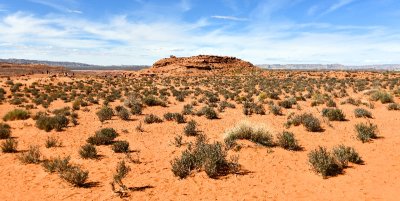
<box><xmin>146</xmin><ymin>55</ymin><xmax>258</xmax><ymax>75</ymax></box>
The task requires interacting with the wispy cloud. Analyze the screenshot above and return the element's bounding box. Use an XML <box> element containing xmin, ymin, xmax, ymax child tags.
<box><xmin>322</xmin><ymin>0</ymin><xmax>356</xmax><ymax>15</ymax></box>
<box><xmin>0</xmin><ymin>4</ymin><xmax>7</xmax><ymax>12</ymax></box>
<box><xmin>211</xmin><ymin>15</ymin><xmax>248</xmax><ymax>21</ymax></box>
<box><xmin>29</xmin><ymin>0</ymin><xmax>82</xmax><ymax>14</ymax></box>
<box><xmin>1</xmin><ymin>11</ymin><xmax>399</xmax><ymax>65</ymax></box>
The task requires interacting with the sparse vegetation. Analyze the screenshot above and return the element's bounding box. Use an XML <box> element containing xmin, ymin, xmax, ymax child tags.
<box><xmin>355</xmin><ymin>122</ymin><xmax>378</xmax><ymax>143</ymax></box>
<box><xmin>276</xmin><ymin>131</ymin><xmax>300</xmax><ymax>151</ymax></box>
<box><xmin>0</xmin><ymin>123</ymin><xmax>11</xmax><ymax>139</ymax></box>
<box><xmin>3</xmin><ymin>109</ymin><xmax>30</xmax><ymax>121</ymax></box>
<box><xmin>224</xmin><ymin>121</ymin><xmax>274</xmax><ymax>147</ymax></box>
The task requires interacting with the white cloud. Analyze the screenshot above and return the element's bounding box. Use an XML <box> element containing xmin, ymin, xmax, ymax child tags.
<box><xmin>211</xmin><ymin>15</ymin><xmax>248</xmax><ymax>21</ymax></box>
<box><xmin>0</xmin><ymin>11</ymin><xmax>400</xmax><ymax>65</ymax></box>
<box><xmin>322</xmin><ymin>0</ymin><xmax>356</xmax><ymax>15</ymax></box>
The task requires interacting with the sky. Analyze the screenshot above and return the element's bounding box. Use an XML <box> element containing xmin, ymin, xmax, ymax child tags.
<box><xmin>0</xmin><ymin>0</ymin><xmax>400</xmax><ymax>65</ymax></box>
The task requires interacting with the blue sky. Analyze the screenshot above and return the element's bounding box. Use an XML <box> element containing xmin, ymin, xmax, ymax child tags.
<box><xmin>0</xmin><ymin>0</ymin><xmax>400</xmax><ymax>65</ymax></box>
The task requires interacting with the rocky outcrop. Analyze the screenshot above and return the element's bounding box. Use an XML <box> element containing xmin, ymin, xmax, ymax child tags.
<box><xmin>146</xmin><ymin>55</ymin><xmax>258</xmax><ymax>75</ymax></box>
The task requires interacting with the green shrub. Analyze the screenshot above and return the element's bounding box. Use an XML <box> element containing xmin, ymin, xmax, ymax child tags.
<box><xmin>326</xmin><ymin>99</ymin><xmax>337</xmax><ymax>107</ymax></box>
<box><xmin>321</xmin><ymin>108</ymin><xmax>346</xmax><ymax>121</ymax></box>
<box><xmin>79</xmin><ymin>144</ymin><xmax>98</xmax><ymax>159</ymax></box>
<box><xmin>1</xmin><ymin>138</ymin><xmax>18</xmax><ymax>153</ymax></box>
<box><xmin>116</xmin><ymin>106</ymin><xmax>130</xmax><ymax>120</ymax></box>
<box><xmin>60</xmin><ymin>166</ymin><xmax>89</xmax><ymax>187</ymax></box>
<box><xmin>144</xmin><ymin>114</ymin><xmax>163</xmax><ymax>124</ymax></box>
<box><xmin>112</xmin><ymin>160</ymin><xmax>131</xmax><ymax>191</ymax></box>
<box><xmin>164</xmin><ymin>112</ymin><xmax>186</xmax><ymax>123</ymax></box>
<box><xmin>308</xmin><ymin>146</ymin><xmax>342</xmax><ymax>178</ymax></box>
<box><xmin>96</xmin><ymin>106</ymin><xmax>114</xmax><ymax>122</ymax></box>
<box><xmin>45</xmin><ymin>136</ymin><xmax>62</xmax><ymax>148</ymax></box>
<box><xmin>87</xmin><ymin>128</ymin><xmax>118</xmax><ymax>145</ymax></box>
<box><xmin>36</xmin><ymin>115</ymin><xmax>69</xmax><ymax>132</ymax></box>
<box><xmin>224</xmin><ymin>121</ymin><xmax>274</xmax><ymax>147</ymax></box>
<box><xmin>332</xmin><ymin>145</ymin><xmax>363</xmax><ymax>167</ymax></box>
<box><xmin>279</xmin><ymin>99</ymin><xmax>293</xmax><ymax>109</ymax></box>
<box><xmin>197</xmin><ymin>106</ymin><xmax>218</xmax><ymax>119</ymax></box>
<box><xmin>355</xmin><ymin>122</ymin><xmax>378</xmax><ymax>143</ymax></box>
<box><xmin>370</xmin><ymin>91</ymin><xmax>393</xmax><ymax>104</ymax></box>
<box><xmin>184</xmin><ymin>120</ymin><xmax>198</xmax><ymax>136</ymax></box>
<box><xmin>276</xmin><ymin>131</ymin><xmax>300</xmax><ymax>151</ymax></box>
<box><xmin>354</xmin><ymin>108</ymin><xmax>372</xmax><ymax>118</ymax></box>
<box><xmin>112</xmin><ymin>141</ymin><xmax>130</xmax><ymax>153</ymax></box>
<box><xmin>42</xmin><ymin>156</ymin><xmax>72</xmax><ymax>173</ymax></box>
<box><xmin>269</xmin><ymin>104</ymin><xmax>282</xmax><ymax>116</ymax></box>
<box><xmin>387</xmin><ymin>103</ymin><xmax>400</xmax><ymax>110</ymax></box>
<box><xmin>3</xmin><ymin>109</ymin><xmax>30</xmax><ymax>121</ymax></box>
<box><xmin>0</xmin><ymin>123</ymin><xmax>11</xmax><ymax>139</ymax></box>
<box><xmin>18</xmin><ymin>145</ymin><xmax>41</xmax><ymax>164</ymax></box>
<box><xmin>143</xmin><ymin>95</ymin><xmax>166</xmax><ymax>107</ymax></box>
<box><xmin>171</xmin><ymin>135</ymin><xmax>238</xmax><ymax>179</ymax></box>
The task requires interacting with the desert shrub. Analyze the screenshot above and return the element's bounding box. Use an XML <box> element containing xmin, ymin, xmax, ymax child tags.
<box><xmin>112</xmin><ymin>141</ymin><xmax>130</xmax><ymax>153</ymax></box>
<box><xmin>325</xmin><ymin>99</ymin><xmax>337</xmax><ymax>107</ymax></box>
<box><xmin>143</xmin><ymin>95</ymin><xmax>166</xmax><ymax>107</ymax></box>
<box><xmin>243</xmin><ymin>102</ymin><xmax>265</xmax><ymax>115</ymax></box>
<box><xmin>279</xmin><ymin>99</ymin><xmax>293</xmax><ymax>109</ymax></box>
<box><xmin>60</xmin><ymin>166</ymin><xmax>89</xmax><ymax>187</ymax></box>
<box><xmin>42</xmin><ymin>156</ymin><xmax>72</xmax><ymax>173</ymax></box>
<box><xmin>224</xmin><ymin>121</ymin><xmax>274</xmax><ymax>147</ymax></box>
<box><xmin>116</xmin><ymin>106</ymin><xmax>130</xmax><ymax>120</ymax></box>
<box><xmin>321</xmin><ymin>108</ymin><xmax>346</xmax><ymax>121</ymax></box>
<box><xmin>308</xmin><ymin>146</ymin><xmax>342</xmax><ymax>178</ymax></box>
<box><xmin>72</xmin><ymin>99</ymin><xmax>81</xmax><ymax>110</ymax></box>
<box><xmin>171</xmin><ymin>150</ymin><xmax>196</xmax><ymax>179</ymax></box>
<box><xmin>18</xmin><ymin>145</ymin><xmax>41</xmax><ymax>164</ymax></box>
<box><xmin>1</xmin><ymin>138</ymin><xmax>18</xmax><ymax>153</ymax></box>
<box><xmin>355</xmin><ymin>122</ymin><xmax>378</xmax><ymax>143</ymax></box>
<box><xmin>164</xmin><ymin>112</ymin><xmax>175</xmax><ymax>121</ymax></box>
<box><xmin>354</xmin><ymin>108</ymin><xmax>372</xmax><ymax>118</ymax></box>
<box><xmin>173</xmin><ymin>135</ymin><xmax>184</xmax><ymax>147</ymax></box>
<box><xmin>129</xmin><ymin>102</ymin><xmax>143</xmax><ymax>115</ymax></box>
<box><xmin>197</xmin><ymin>106</ymin><xmax>218</xmax><ymax>119</ymax></box>
<box><xmin>182</xmin><ymin>104</ymin><xmax>194</xmax><ymax>115</ymax></box>
<box><xmin>144</xmin><ymin>114</ymin><xmax>163</xmax><ymax>124</ymax></box>
<box><xmin>0</xmin><ymin>123</ymin><xmax>11</xmax><ymax>139</ymax></box>
<box><xmin>387</xmin><ymin>103</ymin><xmax>400</xmax><ymax>110</ymax></box>
<box><xmin>87</xmin><ymin>128</ymin><xmax>118</xmax><ymax>145</ymax></box>
<box><xmin>3</xmin><ymin>109</ymin><xmax>30</xmax><ymax>121</ymax></box>
<box><xmin>96</xmin><ymin>106</ymin><xmax>114</xmax><ymax>122</ymax></box>
<box><xmin>36</xmin><ymin>115</ymin><xmax>69</xmax><ymax>132</ymax></box>
<box><xmin>184</xmin><ymin>120</ymin><xmax>198</xmax><ymax>136</ymax></box>
<box><xmin>276</xmin><ymin>131</ymin><xmax>300</xmax><ymax>151</ymax></box>
<box><xmin>164</xmin><ymin>112</ymin><xmax>186</xmax><ymax>123</ymax></box>
<box><xmin>171</xmin><ymin>135</ymin><xmax>238</xmax><ymax>179</ymax></box>
<box><xmin>111</xmin><ymin>160</ymin><xmax>131</xmax><ymax>192</ymax></box>
<box><xmin>332</xmin><ymin>145</ymin><xmax>363</xmax><ymax>167</ymax></box>
<box><xmin>288</xmin><ymin>113</ymin><xmax>322</xmax><ymax>132</ymax></box>
<box><xmin>79</xmin><ymin>144</ymin><xmax>98</xmax><ymax>159</ymax></box>
<box><xmin>370</xmin><ymin>91</ymin><xmax>393</xmax><ymax>104</ymax></box>
<box><xmin>269</xmin><ymin>104</ymin><xmax>282</xmax><ymax>116</ymax></box>
<box><xmin>45</xmin><ymin>136</ymin><xmax>62</xmax><ymax>148</ymax></box>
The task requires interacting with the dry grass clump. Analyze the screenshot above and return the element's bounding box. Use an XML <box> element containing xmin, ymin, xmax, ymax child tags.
<box><xmin>1</xmin><ymin>138</ymin><xmax>18</xmax><ymax>153</ymax></box>
<box><xmin>354</xmin><ymin>108</ymin><xmax>372</xmax><ymax>118</ymax></box>
<box><xmin>42</xmin><ymin>156</ymin><xmax>89</xmax><ymax>187</ymax></box>
<box><xmin>3</xmin><ymin>109</ymin><xmax>30</xmax><ymax>121</ymax></box>
<box><xmin>308</xmin><ymin>145</ymin><xmax>362</xmax><ymax>178</ymax></box>
<box><xmin>171</xmin><ymin>134</ymin><xmax>239</xmax><ymax>179</ymax></box>
<box><xmin>18</xmin><ymin>145</ymin><xmax>41</xmax><ymax>164</ymax></box>
<box><xmin>224</xmin><ymin>121</ymin><xmax>274</xmax><ymax>147</ymax></box>
<box><xmin>355</xmin><ymin>122</ymin><xmax>378</xmax><ymax>143</ymax></box>
<box><xmin>0</xmin><ymin>123</ymin><xmax>11</xmax><ymax>139</ymax></box>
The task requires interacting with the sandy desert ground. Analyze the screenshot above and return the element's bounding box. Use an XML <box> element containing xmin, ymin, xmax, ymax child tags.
<box><xmin>0</xmin><ymin>70</ymin><xmax>400</xmax><ymax>201</ymax></box>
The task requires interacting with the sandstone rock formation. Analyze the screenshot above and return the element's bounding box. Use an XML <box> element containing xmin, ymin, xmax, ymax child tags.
<box><xmin>145</xmin><ymin>55</ymin><xmax>258</xmax><ymax>75</ymax></box>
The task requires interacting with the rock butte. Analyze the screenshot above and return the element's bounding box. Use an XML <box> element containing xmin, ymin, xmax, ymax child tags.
<box><xmin>146</xmin><ymin>55</ymin><xmax>258</xmax><ymax>75</ymax></box>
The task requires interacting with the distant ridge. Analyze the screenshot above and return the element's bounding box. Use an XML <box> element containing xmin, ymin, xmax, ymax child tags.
<box><xmin>0</xmin><ymin>58</ymin><xmax>150</xmax><ymax>71</ymax></box>
<box><xmin>258</xmin><ymin>64</ymin><xmax>400</xmax><ymax>71</ymax></box>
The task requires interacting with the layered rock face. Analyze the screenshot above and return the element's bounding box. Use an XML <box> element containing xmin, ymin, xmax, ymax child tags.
<box><xmin>146</xmin><ymin>55</ymin><xmax>257</xmax><ymax>75</ymax></box>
